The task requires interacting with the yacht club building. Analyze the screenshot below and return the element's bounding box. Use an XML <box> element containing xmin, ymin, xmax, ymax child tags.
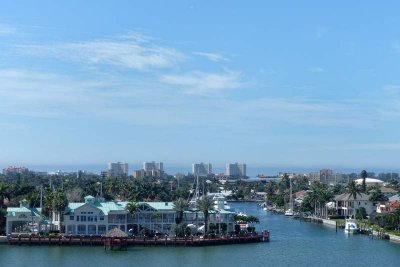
<box><xmin>7</xmin><ymin>195</ymin><xmax>237</xmax><ymax>236</ymax></box>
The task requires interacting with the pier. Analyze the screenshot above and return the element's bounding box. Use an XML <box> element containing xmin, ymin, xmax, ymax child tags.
<box><xmin>6</xmin><ymin>231</ymin><xmax>270</xmax><ymax>247</ymax></box>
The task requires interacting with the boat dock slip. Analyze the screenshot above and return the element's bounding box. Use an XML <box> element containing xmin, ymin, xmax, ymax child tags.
<box><xmin>7</xmin><ymin>231</ymin><xmax>270</xmax><ymax>247</ymax></box>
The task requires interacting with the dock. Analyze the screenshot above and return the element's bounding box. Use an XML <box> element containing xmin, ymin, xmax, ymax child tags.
<box><xmin>6</xmin><ymin>231</ymin><xmax>270</xmax><ymax>247</ymax></box>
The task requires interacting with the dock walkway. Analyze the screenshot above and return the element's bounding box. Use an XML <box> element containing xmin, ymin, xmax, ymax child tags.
<box><xmin>5</xmin><ymin>231</ymin><xmax>270</xmax><ymax>247</ymax></box>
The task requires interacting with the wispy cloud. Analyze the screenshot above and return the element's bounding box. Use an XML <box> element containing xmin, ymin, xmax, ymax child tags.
<box><xmin>193</xmin><ymin>51</ymin><xmax>229</xmax><ymax>62</ymax></box>
<box><xmin>383</xmin><ymin>84</ymin><xmax>400</xmax><ymax>96</ymax></box>
<box><xmin>161</xmin><ymin>71</ymin><xmax>242</xmax><ymax>95</ymax></box>
<box><xmin>16</xmin><ymin>34</ymin><xmax>184</xmax><ymax>71</ymax></box>
<box><xmin>308</xmin><ymin>66</ymin><xmax>324</xmax><ymax>73</ymax></box>
<box><xmin>394</xmin><ymin>42</ymin><xmax>400</xmax><ymax>53</ymax></box>
<box><xmin>0</xmin><ymin>23</ymin><xmax>14</xmax><ymax>36</ymax></box>
<box><xmin>317</xmin><ymin>142</ymin><xmax>400</xmax><ymax>151</ymax></box>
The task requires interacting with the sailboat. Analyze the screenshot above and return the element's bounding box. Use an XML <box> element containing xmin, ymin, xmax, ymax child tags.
<box><xmin>284</xmin><ymin>177</ymin><xmax>294</xmax><ymax>216</ymax></box>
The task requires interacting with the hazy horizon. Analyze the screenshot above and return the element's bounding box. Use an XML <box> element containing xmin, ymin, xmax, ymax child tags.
<box><xmin>2</xmin><ymin>162</ymin><xmax>399</xmax><ymax>177</ymax></box>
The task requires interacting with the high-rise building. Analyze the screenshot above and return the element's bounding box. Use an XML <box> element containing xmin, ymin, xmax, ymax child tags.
<box><xmin>108</xmin><ymin>162</ymin><xmax>129</xmax><ymax>177</ymax></box>
<box><xmin>144</xmin><ymin>161</ymin><xmax>163</xmax><ymax>172</ymax></box>
<box><xmin>226</xmin><ymin>163</ymin><xmax>246</xmax><ymax>177</ymax></box>
<box><xmin>2</xmin><ymin>166</ymin><xmax>29</xmax><ymax>175</ymax></box>
<box><xmin>192</xmin><ymin>163</ymin><xmax>212</xmax><ymax>176</ymax></box>
<box><xmin>134</xmin><ymin>161</ymin><xmax>164</xmax><ymax>178</ymax></box>
<box><xmin>308</xmin><ymin>169</ymin><xmax>343</xmax><ymax>184</ymax></box>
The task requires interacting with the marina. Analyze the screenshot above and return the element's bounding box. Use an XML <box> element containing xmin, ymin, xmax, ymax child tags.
<box><xmin>1</xmin><ymin>202</ymin><xmax>400</xmax><ymax>267</ymax></box>
<box><xmin>5</xmin><ymin>232</ymin><xmax>270</xmax><ymax>247</ymax></box>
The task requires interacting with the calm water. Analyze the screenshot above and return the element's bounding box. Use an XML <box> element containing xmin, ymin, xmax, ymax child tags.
<box><xmin>1</xmin><ymin>202</ymin><xmax>400</xmax><ymax>267</ymax></box>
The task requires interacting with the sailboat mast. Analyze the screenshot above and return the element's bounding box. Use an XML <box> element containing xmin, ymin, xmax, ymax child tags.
<box><xmin>289</xmin><ymin>177</ymin><xmax>293</xmax><ymax>210</ymax></box>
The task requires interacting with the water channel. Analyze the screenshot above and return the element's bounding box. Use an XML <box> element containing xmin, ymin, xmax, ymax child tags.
<box><xmin>1</xmin><ymin>202</ymin><xmax>400</xmax><ymax>267</ymax></box>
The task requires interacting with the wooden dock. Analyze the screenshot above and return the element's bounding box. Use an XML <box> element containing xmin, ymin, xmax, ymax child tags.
<box><xmin>6</xmin><ymin>231</ymin><xmax>270</xmax><ymax>247</ymax></box>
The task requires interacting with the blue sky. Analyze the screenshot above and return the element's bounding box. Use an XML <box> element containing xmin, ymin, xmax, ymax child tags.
<box><xmin>1</xmin><ymin>1</ymin><xmax>400</xmax><ymax>173</ymax></box>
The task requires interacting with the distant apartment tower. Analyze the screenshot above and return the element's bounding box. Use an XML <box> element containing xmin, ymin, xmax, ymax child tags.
<box><xmin>309</xmin><ymin>169</ymin><xmax>343</xmax><ymax>184</ymax></box>
<box><xmin>192</xmin><ymin>163</ymin><xmax>212</xmax><ymax>176</ymax></box>
<box><xmin>108</xmin><ymin>162</ymin><xmax>129</xmax><ymax>177</ymax></box>
<box><xmin>226</xmin><ymin>163</ymin><xmax>246</xmax><ymax>177</ymax></box>
<box><xmin>144</xmin><ymin>161</ymin><xmax>163</xmax><ymax>172</ymax></box>
<box><xmin>2</xmin><ymin>166</ymin><xmax>29</xmax><ymax>175</ymax></box>
<box><xmin>134</xmin><ymin>161</ymin><xmax>164</xmax><ymax>178</ymax></box>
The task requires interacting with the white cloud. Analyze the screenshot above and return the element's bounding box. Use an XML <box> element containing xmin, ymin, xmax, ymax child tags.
<box><xmin>394</xmin><ymin>42</ymin><xmax>400</xmax><ymax>53</ymax></box>
<box><xmin>318</xmin><ymin>143</ymin><xmax>400</xmax><ymax>151</ymax></box>
<box><xmin>193</xmin><ymin>51</ymin><xmax>229</xmax><ymax>62</ymax></box>
<box><xmin>162</xmin><ymin>71</ymin><xmax>242</xmax><ymax>95</ymax></box>
<box><xmin>0</xmin><ymin>23</ymin><xmax>14</xmax><ymax>35</ymax></box>
<box><xmin>308</xmin><ymin>67</ymin><xmax>324</xmax><ymax>73</ymax></box>
<box><xmin>16</xmin><ymin>34</ymin><xmax>184</xmax><ymax>71</ymax></box>
<box><xmin>383</xmin><ymin>84</ymin><xmax>400</xmax><ymax>96</ymax></box>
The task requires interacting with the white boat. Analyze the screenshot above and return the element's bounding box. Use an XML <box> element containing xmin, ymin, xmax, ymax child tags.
<box><xmin>344</xmin><ymin>218</ymin><xmax>359</xmax><ymax>234</ymax></box>
<box><xmin>284</xmin><ymin>208</ymin><xmax>294</xmax><ymax>216</ymax></box>
<box><xmin>285</xmin><ymin>177</ymin><xmax>294</xmax><ymax>216</ymax></box>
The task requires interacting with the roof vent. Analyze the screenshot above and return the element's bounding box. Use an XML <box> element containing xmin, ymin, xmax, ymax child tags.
<box><xmin>165</xmin><ymin>202</ymin><xmax>168</xmax><ymax>206</ymax></box>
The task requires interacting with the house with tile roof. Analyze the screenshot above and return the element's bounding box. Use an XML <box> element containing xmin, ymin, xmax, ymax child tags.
<box><xmin>334</xmin><ymin>193</ymin><xmax>375</xmax><ymax>217</ymax></box>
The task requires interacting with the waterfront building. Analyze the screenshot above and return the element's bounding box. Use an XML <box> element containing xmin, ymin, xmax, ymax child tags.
<box><xmin>108</xmin><ymin>162</ymin><xmax>129</xmax><ymax>177</ymax></box>
<box><xmin>2</xmin><ymin>166</ymin><xmax>29</xmax><ymax>175</ymax></box>
<box><xmin>334</xmin><ymin>193</ymin><xmax>375</xmax><ymax>217</ymax></box>
<box><xmin>6</xmin><ymin>195</ymin><xmax>236</xmax><ymax>236</ymax></box>
<box><xmin>192</xmin><ymin>162</ymin><xmax>212</xmax><ymax>176</ymax></box>
<box><xmin>5</xmin><ymin>199</ymin><xmax>43</xmax><ymax>235</ymax></box>
<box><xmin>226</xmin><ymin>163</ymin><xmax>246</xmax><ymax>177</ymax></box>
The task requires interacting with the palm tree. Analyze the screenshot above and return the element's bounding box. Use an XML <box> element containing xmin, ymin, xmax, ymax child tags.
<box><xmin>0</xmin><ymin>182</ymin><xmax>8</xmax><ymax>209</ymax></box>
<box><xmin>173</xmin><ymin>198</ymin><xmax>188</xmax><ymax>224</ymax></box>
<box><xmin>125</xmin><ymin>201</ymin><xmax>139</xmax><ymax>216</ymax></box>
<box><xmin>346</xmin><ymin>181</ymin><xmax>362</xmax><ymax>200</ymax></box>
<box><xmin>265</xmin><ymin>181</ymin><xmax>277</xmax><ymax>202</ymax></box>
<box><xmin>360</xmin><ymin>170</ymin><xmax>368</xmax><ymax>193</ymax></box>
<box><xmin>197</xmin><ymin>196</ymin><xmax>214</xmax><ymax>235</ymax></box>
<box><xmin>125</xmin><ymin>201</ymin><xmax>139</xmax><ymax>235</ymax></box>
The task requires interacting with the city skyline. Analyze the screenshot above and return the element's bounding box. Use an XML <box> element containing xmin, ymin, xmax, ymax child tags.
<box><xmin>1</xmin><ymin>2</ymin><xmax>400</xmax><ymax>169</ymax></box>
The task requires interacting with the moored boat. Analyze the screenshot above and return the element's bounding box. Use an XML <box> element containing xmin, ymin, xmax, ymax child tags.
<box><xmin>344</xmin><ymin>218</ymin><xmax>359</xmax><ymax>234</ymax></box>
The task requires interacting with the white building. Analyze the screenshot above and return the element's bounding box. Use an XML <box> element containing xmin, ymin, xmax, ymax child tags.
<box><xmin>192</xmin><ymin>163</ymin><xmax>212</xmax><ymax>176</ymax></box>
<box><xmin>5</xmin><ymin>199</ymin><xmax>44</xmax><ymax>235</ymax></box>
<box><xmin>144</xmin><ymin>162</ymin><xmax>163</xmax><ymax>172</ymax></box>
<box><xmin>334</xmin><ymin>193</ymin><xmax>375</xmax><ymax>217</ymax></box>
<box><xmin>6</xmin><ymin>195</ymin><xmax>237</xmax><ymax>236</ymax></box>
<box><xmin>108</xmin><ymin>162</ymin><xmax>129</xmax><ymax>177</ymax></box>
<box><xmin>226</xmin><ymin>163</ymin><xmax>246</xmax><ymax>177</ymax></box>
<box><xmin>354</xmin><ymin>178</ymin><xmax>384</xmax><ymax>187</ymax></box>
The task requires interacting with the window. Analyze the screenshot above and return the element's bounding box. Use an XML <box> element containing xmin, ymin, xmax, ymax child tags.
<box><xmin>98</xmin><ymin>225</ymin><xmax>106</xmax><ymax>235</ymax></box>
<box><xmin>88</xmin><ymin>225</ymin><xmax>96</xmax><ymax>235</ymax></box>
<box><xmin>81</xmin><ymin>216</ymin><xmax>87</xmax><ymax>222</ymax></box>
<box><xmin>70</xmin><ymin>216</ymin><xmax>74</xmax><ymax>221</ymax></box>
<box><xmin>100</xmin><ymin>216</ymin><xmax>104</xmax><ymax>221</ymax></box>
<box><xmin>88</xmin><ymin>216</ymin><xmax>94</xmax><ymax>222</ymax></box>
<box><xmin>94</xmin><ymin>216</ymin><xmax>97</xmax><ymax>222</ymax></box>
<box><xmin>77</xmin><ymin>216</ymin><xmax>80</xmax><ymax>221</ymax></box>
<box><xmin>77</xmin><ymin>225</ymin><xmax>86</xmax><ymax>235</ymax></box>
